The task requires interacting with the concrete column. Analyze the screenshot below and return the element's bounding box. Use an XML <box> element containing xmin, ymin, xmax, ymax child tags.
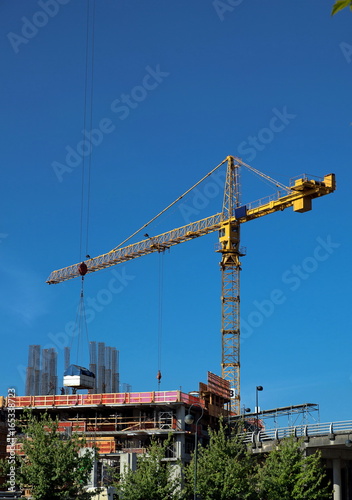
<box><xmin>176</xmin><ymin>406</ymin><xmax>186</xmax><ymax>461</ymax></box>
<box><xmin>333</xmin><ymin>458</ymin><xmax>342</xmax><ymax>500</ymax></box>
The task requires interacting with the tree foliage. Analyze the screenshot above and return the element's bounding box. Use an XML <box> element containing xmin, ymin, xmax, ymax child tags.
<box><xmin>16</xmin><ymin>410</ymin><xmax>97</xmax><ymax>500</ymax></box>
<box><xmin>16</xmin><ymin>413</ymin><xmax>329</xmax><ymax>500</ymax></box>
<box><xmin>183</xmin><ymin>420</ymin><xmax>256</xmax><ymax>500</ymax></box>
<box><xmin>331</xmin><ymin>0</ymin><xmax>352</xmax><ymax>15</ymax></box>
<box><xmin>256</xmin><ymin>437</ymin><xmax>330</xmax><ymax>500</ymax></box>
<box><xmin>117</xmin><ymin>435</ymin><xmax>182</xmax><ymax>500</ymax></box>
<box><xmin>182</xmin><ymin>422</ymin><xmax>330</xmax><ymax>500</ymax></box>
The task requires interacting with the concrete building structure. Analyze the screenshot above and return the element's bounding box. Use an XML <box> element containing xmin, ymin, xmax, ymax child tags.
<box><xmin>2</xmin><ymin>374</ymin><xmax>352</xmax><ymax>499</ymax></box>
<box><xmin>2</xmin><ymin>372</ymin><xmax>229</xmax><ymax>497</ymax></box>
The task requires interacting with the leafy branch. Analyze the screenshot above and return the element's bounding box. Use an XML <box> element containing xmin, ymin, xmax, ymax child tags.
<box><xmin>331</xmin><ymin>0</ymin><xmax>352</xmax><ymax>15</ymax></box>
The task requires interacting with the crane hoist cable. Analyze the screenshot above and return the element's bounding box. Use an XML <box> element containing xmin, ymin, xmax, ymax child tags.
<box><xmin>156</xmin><ymin>251</ymin><xmax>165</xmax><ymax>388</ymax></box>
<box><xmin>70</xmin><ymin>266</ymin><xmax>90</xmax><ymax>365</ymax></box>
<box><xmin>79</xmin><ymin>0</ymin><xmax>96</xmax><ymax>263</ymax></box>
<box><xmin>85</xmin><ymin>0</ymin><xmax>96</xmax><ymax>258</ymax></box>
<box><xmin>73</xmin><ymin>0</ymin><xmax>95</xmax><ymax>368</ymax></box>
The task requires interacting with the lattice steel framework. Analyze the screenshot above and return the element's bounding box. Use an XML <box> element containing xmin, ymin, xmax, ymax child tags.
<box><xmin>89</xmin><ymin>341</ymin><xmax>97</xmax><ymax>393</ymax></box>
<box><xmin>25</xmin><ymin>345</ymin><xmax>41</xmax><ymax>396</ymax></box>
<box><xmin>219</xmin><ymin>157</ymin><xmax>242</xmax><ymax>414</ymax></box>
<box><xmin>111</xmin><ymin>347</ymin><xmax>119</xmax><ymax>393</ymax></box>
<box><xmin>64</xmin><ymin>347</ymin><xmax>70</xmax><ymax>370</ymax></box>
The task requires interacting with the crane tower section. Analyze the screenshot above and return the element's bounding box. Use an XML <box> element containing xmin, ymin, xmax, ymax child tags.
<box><xmin>218</xmin><ymin>157</ymin><xmax>243</xmax><ymax>412</ymax></box>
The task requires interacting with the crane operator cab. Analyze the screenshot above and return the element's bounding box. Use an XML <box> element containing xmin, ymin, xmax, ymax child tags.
<box><xmin>218</xmin><ymin>205</ymin><xmax>247</xmax><ymax>253</ymax></box>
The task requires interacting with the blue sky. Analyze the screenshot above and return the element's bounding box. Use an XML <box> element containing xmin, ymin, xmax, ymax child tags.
<box><xmin>0</xmin><ymin>0</ymin><xmax>351</xmax><ymax>424</ymax></box>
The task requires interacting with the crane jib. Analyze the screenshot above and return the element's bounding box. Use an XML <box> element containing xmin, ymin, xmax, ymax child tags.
<box><xmin>46</xmin><ymin>173</ymin><xmax>335</xmax><ymax>285</ymax></box>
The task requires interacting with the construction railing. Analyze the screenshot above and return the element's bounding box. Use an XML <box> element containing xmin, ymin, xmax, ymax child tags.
<box><xmin>241</xmin><ymin>420</ymin><xmax>352</xmax><ymax>444</ymax></box>
<box><xmin>3</xmin><ymin>391</ymin><xmax>205</xmax><ymax>409</ymax></box>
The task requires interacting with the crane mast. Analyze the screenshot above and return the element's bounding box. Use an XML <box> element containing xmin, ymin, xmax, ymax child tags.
<box><xmin>47</xmin><ymin>156</ymin><xmax>336</xmax><ymax>415</ymax></box>
<box><xmin>218</xmin><ymin>157</ymin><xmax>243</xmax><ymax>412</ymax></box>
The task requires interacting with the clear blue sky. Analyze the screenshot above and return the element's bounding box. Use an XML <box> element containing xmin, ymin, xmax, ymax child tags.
<box><xmin>0</xmin><ymin>0</ymin><xmax>351</xmax><ymax>423</ymax></box>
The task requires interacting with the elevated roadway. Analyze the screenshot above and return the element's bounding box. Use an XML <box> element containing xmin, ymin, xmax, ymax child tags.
<box><xmin>242</xmin><ymin>420</ymin><xmax>352</xmax><ymax>500</ymax></box>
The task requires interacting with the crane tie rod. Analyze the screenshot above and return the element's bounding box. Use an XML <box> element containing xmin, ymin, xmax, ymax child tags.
<box><xmin>236</xmin><ymin>157</ymin><xmax>291</xmax><ymax>193</ymax></box>
<box><xmin>110</xmin><ymin>157</ymin><xmax>228</xmax><ymax>252</ymax></box>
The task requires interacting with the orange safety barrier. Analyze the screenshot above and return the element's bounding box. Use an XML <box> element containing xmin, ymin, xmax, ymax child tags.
<box><xmin>57</xmin><ymin>421</ymin><xmax>86</xmax><ymax>432</ymax></box>
<box><xmin>180</xmin><ymin>393</ymin><xmax>205</xmax><ymax>407</ymax></box>
<box><xmin>7</xmin><ymin>438</ymin><xmax>116</xmax><ymax>456</ymax></box>
<box><xmin>86</xmin><ymin>437</ymin><xmax>115</xmax><ymax>454</ymax></box>
<box><xmin>5</xmin><ymin>390</ymin><xmax>189</xmax><ymax>409</ymax></box>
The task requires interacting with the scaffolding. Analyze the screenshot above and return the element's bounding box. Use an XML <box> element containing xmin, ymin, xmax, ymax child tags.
<box><xmin>89</xmin><ymin>342</ymin><xmax>119</xmax><ymax>394</ymax></box>
<box><xmin>24</xmin><ymin>345</ymin><xmax>62</xmax><ymax>396</ymax></box>
<box><xmin>231</xmin><ymin>403</ymin><xmax>320</xmax><ymax>430</ymax></box>
<box><xmin>89</xmin><ymin>341</ymin><xmax>97</xmax><ymax>393</ymax></box>
<box><xmin>64</xmin><ymin>347</ymin><xmax>71</xmax><ymax>394</ymax></box>
<box><xmin>4</xmin><ymin>390</ymin><xmax>210</xmax><ymax>458</ymax></box>
<box><xmin>41</xmin><ymin>348</ymin><xmax>57</xmax><ymax>395</ymax></box>
<box><xmin>111</xmin><ymin>348</ymin><xmax>119</xmax><ymax>393</ymax></box>
<box><xmin>98</xmin><ymin>342</ymin><xmax>106</xmax><ymax>393</ymax></box>
<box><xmin>64</xmin><ymin>346</ymin><xmax>70</xmax><ymax>370</ymax></box>
<box><xmin>105</xmin><ymin>346</ymin><xmax>112</xmax><ymax>394</ymax></box>
<box><xmin>25</xmin><ymin>342</ymin><xmax>120</xmax><ymax>396</ymax></box>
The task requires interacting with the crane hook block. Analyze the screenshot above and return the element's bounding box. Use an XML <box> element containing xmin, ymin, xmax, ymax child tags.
<box><xmin>156</xmin><ymin>370</ymin><xmax>162</xmax><ymax>381</ymax></box>
<box><xmin>78</xmin><ymin>262</ymin><xmax>88</xmax><ymax>276</ymax></box>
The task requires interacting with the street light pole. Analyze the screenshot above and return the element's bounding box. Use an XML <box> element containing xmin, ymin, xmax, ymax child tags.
<box><xmin>185</xmin><ymin>403</ymin><xmax>204</xmax><ymax>500</ymax></box>
<box><xmin>255</xmin><ymin>386</ymin><xmax>263</xmax><ymax>432</ymax></box>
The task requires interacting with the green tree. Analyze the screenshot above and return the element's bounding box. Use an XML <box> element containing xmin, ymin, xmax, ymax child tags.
<box><xmin>16</xmin><ymin>411</ymin><xmax>97</xmax><ymax>500</ymax></box>
<box><xmin>332</xmin><ymin>0</ymin><xmax>352</xmax><ymax>15</ymax></box>
<box><xmin>117</xmin><ymin>436</ymin><xmax>182</xmax><ymax>500</ymax></box>
<box><xmin>256</xmin><ymin>437</ymin><xmax>330</xmax><ymax>500</ymax></box>
<box><xmin>183</xmin><ymin>420</ymin><xmax>256</xmax><ymax>500</ymax></box>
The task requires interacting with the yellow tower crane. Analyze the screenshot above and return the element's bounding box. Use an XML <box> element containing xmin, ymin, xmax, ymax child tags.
<box><xmin>46</xmin><ymin>156</ymin><xmax>335</xmax><ymax>415</ymax></box>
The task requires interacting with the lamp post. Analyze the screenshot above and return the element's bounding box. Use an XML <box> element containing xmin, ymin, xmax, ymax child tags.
<box><xmin>185</xmin><ymin>403</ymin><xmax>204</xmax><ymax>500</ymax></box>
<box><xmin>255</xmin><ymin>386</ymin><xmax>263</xmax><ymax>432</ymax></box>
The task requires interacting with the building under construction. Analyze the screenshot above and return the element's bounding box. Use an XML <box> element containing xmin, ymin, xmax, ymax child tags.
<box><xmin>3</xmin><ymin>371</ymin><xmax>230</xmax><ymax>497</ymax></box>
